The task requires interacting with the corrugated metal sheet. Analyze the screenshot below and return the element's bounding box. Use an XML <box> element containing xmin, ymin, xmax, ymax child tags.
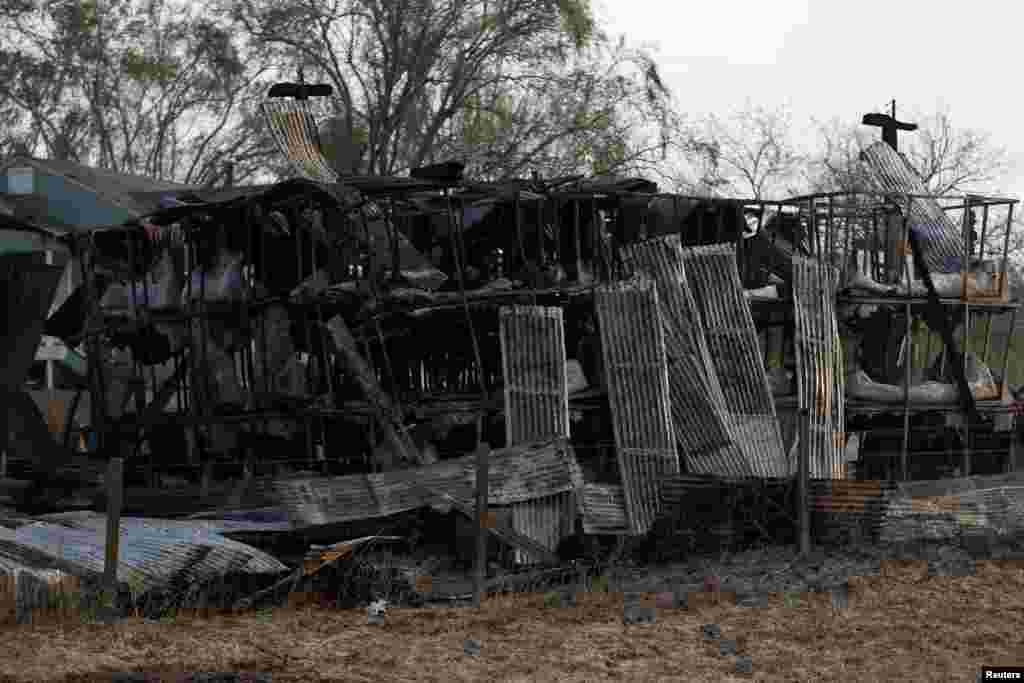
<box><xmin>509</xmin><ymin>491</ymin><xmax>576</xmax><ymax>563</ymax></box>
<box><xmin>0</xmin><ymin>520</ymin><xmax>287</xmax><ymax>599</ymax></box>
<box><xmin>681</xmin><ymin>243</ymin><xmax>787</xmax><ymax>476</ymax></box>
<box><xmin>38</xmin><ymin>511</ymin><xmax>295</xmax><ymax>536</ymax></box>
<box><xmin>499</xmin><ymin>305</ymin><xmax>569</xmax><ymax>444</ymax></box>
<box><xmin>620</xmin><ymin>235</ymin><xmax>748</xmax><ymax>476</ymax></box>
<box><xmin>499</xmin><ymin>305</ymin><xmax>575</xmax><ymax>564</ymax></box>
<box><xmin>579</xmin><ymin>483</ymin><xmax>629</xmax><ymax>534</ymax></box>
<box><xmin>264</xmin><ymin>440</ymin><xmax>579</xmax><ymax>527</ymax></box>
<box><xmin>594</xmin><ymin>276</ymin><xmax>679</xmax><ymax>535</ymax></box>
<box><xmin>793</xmin><ymin>256</ymin><xmax>846</xmax><ymax>479</ymax></box>
<box><xmin>860</xmin><ymin>141</ymin><xmax>965</xmax><ymax>275</ymax></box>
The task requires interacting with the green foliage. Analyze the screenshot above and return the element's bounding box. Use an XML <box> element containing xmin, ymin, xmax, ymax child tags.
<box><xmin>573</xmin><ymin>110</ymin><xmax>611</xmax><ymax>131</ymax></box>
<box><xmin>543</xmin><ymin>591</ymin><xmax>562</xmax><ymax>608</ymax></box>
<box><xmin>461</xmin><ymin>94</ymin><xmax>514</xmax><ymax>146</ymax></box>
<box><xmin>557</xmin><ymin>0</ymin><xmax>594</xmax><ymax>50</ymax></box>
<box><xmin>590</xmin><ymin>574</ymin><xmax>610</xmax><ymax>593</ymax></box>
<box><xmin>783</xmin><ymin>591</ymin><xmax>801</xmax><ymax>608</ymax></box>
<box><xmin>121</xmin><ymin>48</ymin><xmax>178</xmax><ymax>83</ymax></box>
<box><xmin>592</xmin><ymin>140</ymin><xmax>626</xmax><ymax>176</ymax></box>
<box><xmin>910</xmin><ymin>324</ymin><xmax>1024</xmax><ymax>385</ymax></box>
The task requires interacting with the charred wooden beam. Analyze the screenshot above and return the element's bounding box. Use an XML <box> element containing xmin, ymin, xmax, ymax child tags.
<box><xmin>322</xmin><ymin>314</ymin><xmax>427</xmax><ymax>467</ymax></box>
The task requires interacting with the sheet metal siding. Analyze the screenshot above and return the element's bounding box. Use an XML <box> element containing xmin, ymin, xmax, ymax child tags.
<box><xmin>499</xmin><ymin>305</ymin><xmax>570</xmax><ymax>444</ymax></box>
<box><xmin>595</xmin><ymin>277</ymin><xmax>679</xmax><ymax>536</ymax></box>
<box><xmin>499</xmin><ymin>305</ymin><xmax>574</xmax><ymax>564</ymax></box>
<box><xmin>265</xmin><ymin>440</ymin><xmax>579</xmax><ymax>527</ymax></box>
<box><xmin>793</xmin><ymin>256</ymin><xmax>847</xmax><ymax>479</ymax></box>
<box><xmin>0</xmin><ymin>520</ymin><xmax>286</xmax><ymax>599</ymax></box>
<box><xmin>509</xmin><ymin>491</ymin><xmax>576</xmax><ymax>563</ymax></box>
<box><xmin>579</xmin><ymin>483</ymin><xmax>630</xmax><ymax>534</ymax></box>
<box><xmin>680</xmin><ymin>244</ymin><xmax>787</xmax><ymax>477</ymax></box>
<box><xmin>860</xmin><ymin>141</ymin><xmax>965</xmax><ymax>274</ymax></box>
<box><xmin>620</xmin><ymin>236</ymin><xmax>749</xmax><ymax>476</ymax></box>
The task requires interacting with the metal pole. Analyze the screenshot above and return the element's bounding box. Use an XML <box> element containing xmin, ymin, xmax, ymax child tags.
<box><xmin>473</xmin><ymin>441</ymin><xmax>491</xmax><ymax>608</ymax></box>
<box><xmin>797</xmin><ymin>408</ymin><xmax>811</xmax><ymax>556</ymax></box>
<box><xmin>963</xmin><ymin>300</ymin><xmax>971</xmax><ymax>477</ymax></box>
<box><xmin>902</xmin><ymin>300</ymin><xmax>911</xmax><ymax>481</ymax></box>
<box><xmin>102</xmin><ymin>456</ymin><xmax>123</xmax><ymax>615</ymax></box>
<box><xmin>44</xmin><ymin>249</ymin><xmax>55</xmax><ymax>390</ymax></box>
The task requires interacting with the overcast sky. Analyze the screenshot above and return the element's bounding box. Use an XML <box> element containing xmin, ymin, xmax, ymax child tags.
<box><xmin>598</xmin><ymin>0</ymin><xmax>1024</xmax><ymax>198</ymax></box>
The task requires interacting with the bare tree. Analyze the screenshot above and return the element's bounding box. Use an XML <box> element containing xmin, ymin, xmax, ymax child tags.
<box><xmin>0</xmin><ymin>0</ymin><xmax>276</xmax><ymax>184</ymax></box>
<box><xmin>227</xmin><ymin>0</ymin><xmax>676</xmax><ymax>180</ymax></box>
<box><xmin>681</xmin><ymin>103</ymin><xmax>805</xmax><ymax>200</ymax></box>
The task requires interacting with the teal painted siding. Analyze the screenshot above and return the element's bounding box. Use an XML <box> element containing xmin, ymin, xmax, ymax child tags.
<box><xmin>1</xmin><ymin>166</ymin><xmax>134</xmax><ymax>227</ymax></box>
<box><xmin>30</xmin><ymin>171</ymin><xmax>134</xmax><ymax>227</ymax></box>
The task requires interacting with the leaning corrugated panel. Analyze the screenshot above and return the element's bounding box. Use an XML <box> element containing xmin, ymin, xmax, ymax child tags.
<box><xmin>499</xmin><ymin>305</ymin><xmax>570</xmax><ymax>445</ymax></box>
<box><xmin>595</xmin><ymin>276</ymin><xmax>680</xmax><ymax>536</ymax></box>
<box><xmin>793</xmin><ymin>256</ymin><xmax>846</xmax><ymax>479</ymax></box>
<box><xmin>680</xmin><ymin>244</ymin><xmax>787</xmax><ymax>477</ymax></box>
<box><xmin>499</xmin><ymin>305</ymin><xmax>575</xmax><ymax>564</ymax></box>
<box><xmin>621</xmin><ymin>235</ymin><xmax>750</xmax><ymax>477</ymax></box>
<box><xmin>860</xmin><ymin>141</ymin><xmax>965</xmax><ymax>275</ymax></box>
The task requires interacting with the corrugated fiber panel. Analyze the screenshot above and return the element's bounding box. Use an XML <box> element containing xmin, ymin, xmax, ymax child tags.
<box><xmin>595</xmin><ymin>276</ymin><xmax>679</xmax><ymax>535</ymax></box>
<box><xmin>681</xmin><ymin>244</ymin><xmax>787</xmax><ymax>477</ymax></box>
<box><xmin>499</xmin><ymin>305</ymin><xmax>569</xmax><ymax>444</ymax></box>
<box><xmin>793</xmin><ymin>256</ymin><xmax>846</xmax><ymax>479</ymax></box>
<box><xmin>499</xmin><ymin>305</ymin><xmax>574</xmax><ymax>564</ymax></box>
<box><xmin>620</xmin><ymin>235</ymin><xmax>749</xmax><ymax>476</ymax></box>
<box><xmin>860</xmin><ymin>141</ymin><xmax>964</xmax><ymax>275</ymax></box>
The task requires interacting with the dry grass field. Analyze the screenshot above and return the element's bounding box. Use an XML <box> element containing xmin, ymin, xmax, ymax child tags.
<box><xmin>0</xmin><ymin>557</ymin><xmax>1020</xmax><ymax>682</ymax></box>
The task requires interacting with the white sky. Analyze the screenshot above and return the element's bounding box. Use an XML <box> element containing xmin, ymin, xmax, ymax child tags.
<box><xmin>597</xmin><ymin>0</ymin><xmax>1024</xmax><ymax>198</ymax></box>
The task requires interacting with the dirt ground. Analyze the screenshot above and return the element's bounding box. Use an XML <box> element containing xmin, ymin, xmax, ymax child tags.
<box><xmin>0</xmin><ymin>547</ymin><xmax>1021</xmax><ymax>683</ymax></box>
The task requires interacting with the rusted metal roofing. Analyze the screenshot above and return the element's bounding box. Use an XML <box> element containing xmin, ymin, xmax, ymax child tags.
<box><xmin>880</xmin><ymin>472</ymin><xmax>1024</xmax><ymax>543</ymax></box>
<box><xmin>595</xmin><ymin>276</ymin><xmax>679</xmax><ymax>535</ymax></box>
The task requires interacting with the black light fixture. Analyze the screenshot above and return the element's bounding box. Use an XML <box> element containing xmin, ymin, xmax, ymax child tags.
<box><xmin>862</xmin><ymin>100</ymin><xmax>917</xmax><ymax>151</ymax></box>
<box><xmin>267</xmin><ymin>67</ymin><xmax>334</xmax><ymax>100</ymax></box>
